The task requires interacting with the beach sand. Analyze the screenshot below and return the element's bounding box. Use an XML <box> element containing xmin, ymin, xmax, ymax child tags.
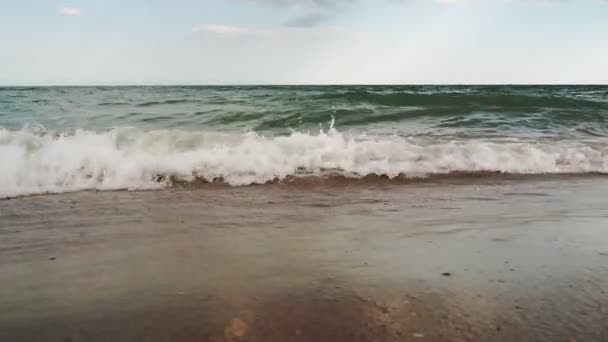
<box><xmin>1</xmin><ymin>176</ymin><xmax>608</xmax><ymax>341</ymax></box>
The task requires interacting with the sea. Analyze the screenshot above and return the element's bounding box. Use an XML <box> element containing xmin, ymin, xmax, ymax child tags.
<box><xmin>1</xmin><ymin>85</ymin><xmax>608</xmax><ymax>198</ymax></box>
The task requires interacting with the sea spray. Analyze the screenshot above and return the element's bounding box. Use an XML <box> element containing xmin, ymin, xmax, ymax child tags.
<box><xmin>1</xmin><ymin>127</ymin><xmax>608</xmax><ymax>198</ymax></box>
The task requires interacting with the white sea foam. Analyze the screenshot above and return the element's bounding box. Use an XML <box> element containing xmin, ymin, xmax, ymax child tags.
<box><xmin>1</xmin><ymin>127</ymin><xmax>608</xmax><ymax>198</ymax></box>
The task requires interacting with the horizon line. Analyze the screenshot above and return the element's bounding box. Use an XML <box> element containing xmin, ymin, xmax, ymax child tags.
<box><xmin>1</xmin><ymin>83</ymin><xmax>608</xmax><ymax>88</ymax></box>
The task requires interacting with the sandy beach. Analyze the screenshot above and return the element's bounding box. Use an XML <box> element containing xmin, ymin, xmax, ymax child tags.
<box><xmin>1</xmin><ymin>176</ymin><xmax>607</xmax><ymax>341</ymax></box>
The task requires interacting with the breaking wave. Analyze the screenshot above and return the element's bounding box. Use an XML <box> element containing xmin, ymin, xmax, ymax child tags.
<box><xmin>1</xmin><ymin>125</ymin><xmax>608</xmax><ymax>198</ymax></box>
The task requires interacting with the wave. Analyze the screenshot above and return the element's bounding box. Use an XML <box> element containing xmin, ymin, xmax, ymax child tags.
<box><xmin>98</xmin><ymin>101</ymin><xmax>129</xmax><ymax>106</ymax></box>
<box><xmin>313</xmin><ymin>91</ymin><xmax>608</xmax><ymax>111</ymax></box>
<box><xmin>1</xmin><ymin>125</ymin><xmax>608</xmax><ymax>198</ymax></box>
<box><xmin>137</xmin><ymin>99</ymin><xmax>196</xmax><ymax>107</ymax></box>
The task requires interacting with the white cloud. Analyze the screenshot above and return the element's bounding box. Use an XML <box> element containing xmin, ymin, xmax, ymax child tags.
<box><xmin>60</xmin><ymin>7</ymin><xmax>81</xmax><ymax>16</ymax></box>
<box><xmin>193</xmin><ymin>25</ymin><xmax>250</xmax><ymax>35</ymax></box>
<box><xmin>192</xmin><ymin>23</ymin><xmax>354</xmax><ymax>40</ymax></box>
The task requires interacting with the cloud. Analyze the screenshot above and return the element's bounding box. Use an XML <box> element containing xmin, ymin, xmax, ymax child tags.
<box><xmin>388</xmin><ymin>0</ymin><xmax>597</xmax><ymax>5</ymax></box>
<box><xmin>284</xmin><ymin>12</ymin><xmax>333</xmax><ymax>27</ymax></box>
<box><xmin>244</xmin><ymin>0</ymin><xmax>605</xmax><ymax>7</ymax></box>
<box><xmin>192</xmin><ymin>23</ymin><xmax>353</xmax><ymax>40</ymax></box>
<box><xmin>229</xmin><ymin>0</ymin><xmax>607</xmax><ymax>32</ymax></box>
<box><xmin>387</xmin><ymin>0</ymin><xmax>470</xmax><ymax>4</ymax></box>
<box><xmin>242</xmin><ymin>0</ymin><xmax>465</xmax><ymax>28</ymax></box>
<box><xmin>238</xmin><ymin>0</ymin><xmax>354</xmax><ymax>8</ymax></box>
<box><xmin>435</xmin><ymin>0</ymin><xmax>466</xmax><ymax>4</ymax></box>
<box><xmin>193</xmin><ymin>25</ymin><xmax>250</xmax><ymax>35</ymax></box>
<box><xmin>238</xmin><ymin>0</ymin><xmax>352</xmax><ymax>28</ymax></box>
<box><xmin>59</xmin><ymin>7</ymin><xmax>81</xmax><ymax>16</ymax></box>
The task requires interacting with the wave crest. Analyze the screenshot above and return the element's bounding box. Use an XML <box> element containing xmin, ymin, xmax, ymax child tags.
<box><xmin>1</xmin><ymin>127</ymin><xmax>608</xmax><ymax>198</ymax></box>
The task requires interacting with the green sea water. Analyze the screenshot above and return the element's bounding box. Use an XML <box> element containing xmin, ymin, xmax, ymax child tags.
<box><xmin>1</xmin><ymin>85</ymin><xmax>607</xmax><ymax>137</ymax></box>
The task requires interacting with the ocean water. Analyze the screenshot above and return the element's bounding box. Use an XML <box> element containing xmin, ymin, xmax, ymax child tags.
<box><xmin>1</xmin><ymin>85</ymin><xmax>608</xmax><ymax>198</ymax></box>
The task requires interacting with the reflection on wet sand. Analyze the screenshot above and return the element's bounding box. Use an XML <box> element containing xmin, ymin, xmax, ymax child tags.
<box><xmin>3</xmin><ymin>281</ymin><xmax>605</xmax><ymax>342</ymax></box>
<box><xmin>1</xmin><ymin>178</ymin><xmax>608</xmax><ymax>341</ymax></box>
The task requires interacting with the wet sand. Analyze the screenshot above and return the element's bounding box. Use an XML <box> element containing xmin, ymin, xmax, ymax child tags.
<box><xmin>1</xmin><ymin>177</ymin><xmax>608</xmax><ymax>341</ymax></box>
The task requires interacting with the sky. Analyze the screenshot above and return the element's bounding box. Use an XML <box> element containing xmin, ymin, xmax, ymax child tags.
<box><xmin>0</xmin><ymin>0</ymin><xmax>607</xmax><ymax>85</ymax></box>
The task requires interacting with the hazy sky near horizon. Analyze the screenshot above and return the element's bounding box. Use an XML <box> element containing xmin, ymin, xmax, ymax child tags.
<box><xmin>1</xmin><ymin>0</ymin><xmax>607</xmax><ymax>85</ymax></box>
